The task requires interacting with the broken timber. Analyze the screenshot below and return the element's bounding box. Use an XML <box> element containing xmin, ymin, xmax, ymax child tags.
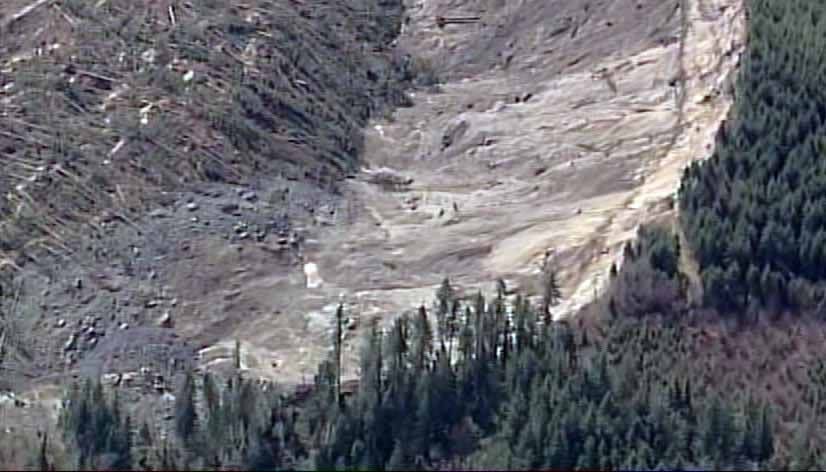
<box><xmin>0</xmin><ymin>0</ymin><xmax>54</xmax><ymax>32</ymax></box>
<box><xmin>435</xmin><ymin>15</ymin><xmax>481</xmax><ymax>29</ymax></box>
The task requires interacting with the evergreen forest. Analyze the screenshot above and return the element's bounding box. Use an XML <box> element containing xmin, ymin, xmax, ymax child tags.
<box><xmin>680</xmin><ymin>0</ymin><xmax>826</xmax><ymax>312</ymax></box>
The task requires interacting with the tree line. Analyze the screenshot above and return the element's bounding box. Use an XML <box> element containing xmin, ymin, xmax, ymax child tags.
<box><xmin>679</xmin><ymin>0</ymin><xmax>826</xmax><ymax>312</ymax></box>
<box><xmin>38</xmin><ymin>226</ymin><xmax>819</xmax><ymax>471</ymax></box>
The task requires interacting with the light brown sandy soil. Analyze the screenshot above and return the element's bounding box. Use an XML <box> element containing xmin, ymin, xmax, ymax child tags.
<box><xmin>187</xmin><ymin>0</ymin><xmax>746</xmax><ymax>384</ymax></box>
<box><xmin>556</xmin><ymin>0</ymin><xmax>747</xmax><ymax>315</ymax></box>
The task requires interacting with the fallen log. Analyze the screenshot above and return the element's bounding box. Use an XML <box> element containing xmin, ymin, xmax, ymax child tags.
<box><xmin>436</xmin><ymin>15</ymin><xmax>481</xmax><ymax>29</ymax></box>
<box><xmin>0</xmin><ymin>0</ymin><xmax>54</xmax><ymax>32</ymax></box>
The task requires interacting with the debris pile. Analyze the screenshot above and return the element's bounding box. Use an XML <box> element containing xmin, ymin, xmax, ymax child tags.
<box><xmin>0</xmin><ymin>0</ymin><xmax>412</xmax><ymax>274</ymax></box>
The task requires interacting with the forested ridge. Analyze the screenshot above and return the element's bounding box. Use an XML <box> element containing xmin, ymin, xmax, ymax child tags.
<box><xmin>680</xmin><ymin>0</ymin><xmax>826</xmax><ymax>312</ymax></box>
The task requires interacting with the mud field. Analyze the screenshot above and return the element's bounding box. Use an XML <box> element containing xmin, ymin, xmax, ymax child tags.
<box><xmin>236</xmin><ymin>0</ymin><xmax>746</xmax><ymax>383</ymax></box>
<box><xmin>0</xmin><ymin>0</ymin><xmax>745</xmax><ymax>398</ymax></box>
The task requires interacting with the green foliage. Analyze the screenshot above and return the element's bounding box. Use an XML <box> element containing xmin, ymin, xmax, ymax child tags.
<box><xmin>541</xmin><ymin>257</ymin><xmax>563</xmax><ymax>320</ymax></box>
<box><xmin>40</xmin><ymin>223</ymin><xmax>826</xmax><ymax>471</ymax></box>
<box><xmin>174</xmin><ymin>372</ymin><xmax>197</xmax><ymax>448</ymax></box>
<box><xmin>59</xmin><ymin>380</ymin><xmax>132</xmax><ymax>470</ymax></box>
<box><xmin>302</xmin><ymin>276</ymin><xmax>770</xmax><ymax>470</ymax></box>
<box><xmin>176</xmin><ymin>372</ymin><xmax>305</xmax><ymax>469</ymax></box>
<box><xmin>16</xmin><ymin>0</ymin><xmax>826</xmax><ymax>469</ymax></box>
<box><xmin>606</xmin><ymin>225</ymin><xmax>686</xmax><ymax>318</ymax></box>
<box><xmin>56</xmin><ymin>369</ymin><xmax>306</xmax><ymax>470</ymax></box>
<box><xmin>680</xmin><ymin>0</ymin><xmax>826</xmax><ymax>311</ymax></box>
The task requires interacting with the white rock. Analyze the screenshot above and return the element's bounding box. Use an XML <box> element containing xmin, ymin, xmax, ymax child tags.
<box><xmin>157</xmin><ymin>312</ymin><xmax>173</xmax><ymax>328</ymax></box>
<box><xmin>64</xmin><ymin>334</ymin><xmax>77</xmax><ymax>351</ymax></box>
<box><xmin>304</xmin><ymin>262</ymin><xmax>323</xmax><ymax>289</ymax></box>
<box><xmin>141</xmin><ymin>48</ymin><xmax>156</xmax><ymax>64</ymax></box>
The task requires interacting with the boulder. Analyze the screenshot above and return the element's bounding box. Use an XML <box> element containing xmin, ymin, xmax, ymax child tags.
<box><xmin>157</xmin><ymin>312</ymin><xmax>174</xmax><ymax>328</ymax></box>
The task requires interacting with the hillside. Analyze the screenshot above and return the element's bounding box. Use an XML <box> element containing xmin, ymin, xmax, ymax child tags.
<box><xmin>0</xmin><ymin>0</ymin><xmax>768</xmax><ymax>469</ymax></box>
<box><xmin>175</xmin><ymin>0</ymin><xmax>744</xmax><ymax>384</ymax></box>
<box><xmin>0</xmin><ymin>0</ymin><xmax>411</xmax><ymax>268</ymax></box>
<box><xmin>0</xmin><ymin>0</ymin><xmax>416</xmax><ymax>388</ymax></box>
<box><xmin>681</xmin><ymin>0</ymin><xmax>826</xmax><ymax>313</ymax></box>
<box><xmin>0</xmin><ymin>0</ymin><xmax>747</xmax><ymax>392</ymax></box>
<box><xmin>13</xmin><ymin>0</ymin><xmax>826</xmax><ymax>470</ymax></box>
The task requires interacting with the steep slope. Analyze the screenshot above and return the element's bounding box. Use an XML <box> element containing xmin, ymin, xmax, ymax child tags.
<box><xmin>342</xmin><ymin>0</ymin><xmax>745</xmax><ymax>317</ymax></box>
<box><xmin>0</xmin><ymin>0</ymin><xmax>409</xmax><ymax>270</ymax></box>
<box><xmin>0</xmin><ymin>0</ymin><xmax>745</xmax><ymax>391</ymax></box>
<box><xmin>0</xmin><ymin>0</ymin><xmax>413</xmax><ymax>390</ymax></box>
<box><xmin>184</xmin><ymin>0</ymin><xmax>746</xmax><ymax>383</ymax></box>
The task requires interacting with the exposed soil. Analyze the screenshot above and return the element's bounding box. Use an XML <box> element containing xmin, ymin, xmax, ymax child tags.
<box><xmin>231</xmin><ymin>0</ymin><xmax>745</xmax><ymax>382</ymax></box>
<box><xmin>0</xmin><ymin>0</ymin><xmax>745</xmax><ymax>405</ymax></box>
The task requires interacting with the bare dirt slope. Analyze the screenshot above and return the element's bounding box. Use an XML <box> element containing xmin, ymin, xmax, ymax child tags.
<box><xmin>190</xmin><ymin>0</ymin><xmax>746</xmax><ymax>383</ymax></box>
<box><xmin>0</xmin><ymin>0</ymin><xmax>745</xmax><ymax>393</ymax></box>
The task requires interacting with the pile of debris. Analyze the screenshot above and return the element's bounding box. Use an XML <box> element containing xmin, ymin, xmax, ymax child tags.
<box><xmin>363</xmin><ymin>167</ymin><xmax>415</xmax><ymax>190</ymax></box>
<box><xmin>0</xmin><ymin>0</ymin><xmax>413</xmax><ymax>274</ymax></box>
<box><xmin>61</xmin><ymin>314</ymin><xmax>109</xmax><ymax>366</ymax></box>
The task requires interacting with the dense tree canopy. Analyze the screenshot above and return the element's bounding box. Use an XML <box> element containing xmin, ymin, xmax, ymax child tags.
<box><xmin>680</xmin><ymin>0</ymin><xmax>826</xmax><ymax>311</ymax></box>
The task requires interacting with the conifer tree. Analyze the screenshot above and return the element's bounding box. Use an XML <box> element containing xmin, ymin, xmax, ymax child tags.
<box><xmin>174</xmin><ymin>371</ymin><xmax>198</xmax><ymax>449</ymax></box>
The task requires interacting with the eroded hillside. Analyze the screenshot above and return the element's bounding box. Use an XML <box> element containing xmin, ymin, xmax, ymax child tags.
<box><xmin>0</xmin><ymin>0</ymin><xmax>745</xmax><ymax>397</ymax></box>
<box><xmin>214</xmin><ymin>0</ymin><xmax>746</xmax><ymax>383</ymax></box>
